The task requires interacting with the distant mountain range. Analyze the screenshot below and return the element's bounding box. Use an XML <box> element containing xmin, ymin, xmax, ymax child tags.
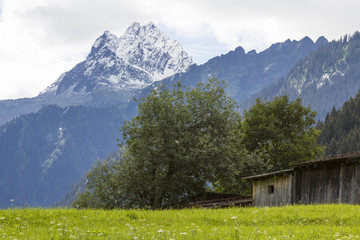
<box><xmin>1</xmin><ymin>22</ymin><xmax>360</xmax><ymax>208</ymax></box>
<box><xmin>156</xmin><ymin>36</ymin><xmax>328</xmax><ymax>106</ymax></box>
<box><xmin>245</xmin><ymin>32</ymin><xmax>360</xmax><ymax>119</ymax></box>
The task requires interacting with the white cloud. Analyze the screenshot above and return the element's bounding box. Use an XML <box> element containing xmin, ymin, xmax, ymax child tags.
<box><xmin>0</xmin><ymin>0</ymin><xmax>3</xmax><ymax>20</ymax></box>
<box><xmin>1</xmin><ymin>0</ymin><xmax>360</xmax><ymax>99</ymax></box>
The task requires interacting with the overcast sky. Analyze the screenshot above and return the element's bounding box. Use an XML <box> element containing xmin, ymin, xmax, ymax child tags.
<box><xmin>1</xmin><ymin>0</ymin><xmax>360</xmax><ymax>100</ymax></box>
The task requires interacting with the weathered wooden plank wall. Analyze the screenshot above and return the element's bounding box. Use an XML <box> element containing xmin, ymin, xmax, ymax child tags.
<box><xmin>299</xmin><ymin>165</ymin><xmax>340</xmax><ymax>204</ymax></box>
<box><xmin>247</xmin><ymin>154</ymin><xmax>360</xmax><ymax>207</ymax></box>
<box><xmin>252</xmin><ymin>174</ymin><xmax>293</xmax><ymax>207</ymax></box>
<box><xmin>298</xmin><ymin>162</ymin><xmax>360</xmax><ymax>204</ymax></box>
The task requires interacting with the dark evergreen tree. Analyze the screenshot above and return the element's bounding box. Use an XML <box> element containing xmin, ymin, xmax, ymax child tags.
<box><xmin>317</xmin><ymin>89</ymin><xmax>360</xmax><ymax>155</ymax></box>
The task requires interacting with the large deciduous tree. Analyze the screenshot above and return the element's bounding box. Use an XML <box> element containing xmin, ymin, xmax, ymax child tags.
<box><xmin>242</xmin><ymin>95</ymin><xmax>324</xmax><ymax>170</ymax></box>
<box><xmin>120</xmin><ymin>78</ymin><xmax>243</xmax><ymax>209</ymax></box>
<box><xmin>75</xmin><ymin>78</ymin><xmax>255</xmax><ymax>209</ymax></box>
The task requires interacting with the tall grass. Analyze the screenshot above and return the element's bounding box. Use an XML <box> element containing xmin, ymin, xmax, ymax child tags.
<box><xmin>1</xmin><ymin>204</ymin><xmax>360</xmax><ymax>239</ymax></box>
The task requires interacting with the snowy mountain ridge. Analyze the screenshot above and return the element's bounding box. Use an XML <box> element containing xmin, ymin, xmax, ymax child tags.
<box><xmin>41</xmin><ymin>22</ymin><xmax>193</xmax><ymax>96</ymax></box>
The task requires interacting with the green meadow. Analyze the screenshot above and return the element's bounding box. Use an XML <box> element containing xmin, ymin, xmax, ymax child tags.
<box><xmin>1</xmin><ymin>204</ymin><xmax>360</xmax><ymax>239</ymax></box>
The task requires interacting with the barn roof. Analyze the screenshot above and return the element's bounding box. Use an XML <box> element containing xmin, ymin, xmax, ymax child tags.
<box><xmin>243</xmin><ymin>151</ymin><xmax>360</xmax><ymax>181</ymax></box>
<box><xmin>242</xmin><ymin>168</ymin><xmax>293</xmax><ymax>180</ymax></box>
<box><xmin>291</xmin><ymin>151</ymin><xmax>360</xmax><ymax>168</ymax></box>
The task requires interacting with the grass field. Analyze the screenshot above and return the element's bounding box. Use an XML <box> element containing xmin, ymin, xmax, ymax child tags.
<box><xmin>1</xmin><ymin>204</ymin><xmax>360</xmax><ymax>239</ymax></box>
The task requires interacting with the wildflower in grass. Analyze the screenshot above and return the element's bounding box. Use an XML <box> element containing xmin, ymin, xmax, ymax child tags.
<box><xmin>157</xmin><ymin>229</ymin><xmax>165</xmax><ymax>233</ymax></box>
<box><xmin>231</xmin><ymin>216</ymin><xmax>237</xmax><ymax>220</ymax></box>
<box><xmin>180</xmin><ymin>232</ymin><xmax>187</xmax><ymax>235</ymax></box>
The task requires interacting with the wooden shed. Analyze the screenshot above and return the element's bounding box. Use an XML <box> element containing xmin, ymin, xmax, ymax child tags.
<box><xmin>243</xmin><ymin>169</ymin><xmax>295</xmax><ymax>207</ymax></box>
<box><xmin>244</xmin><ymin>151</ymin><xmax>360</xmax><ymax>207</ymax></box>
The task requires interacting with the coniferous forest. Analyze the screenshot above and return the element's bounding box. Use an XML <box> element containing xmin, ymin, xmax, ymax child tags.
<box><xmin>317</xmin><ymin>89</ymin><xmax>360</xmax><ymax>156</ymax></box>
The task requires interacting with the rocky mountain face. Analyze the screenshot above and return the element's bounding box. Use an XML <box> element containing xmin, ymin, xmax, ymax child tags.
<box><xmin>0</xmin><ymin>22</ymin><xmax>192</xmax><ymax>125</ymax></box>
<box><xmin>246</xmin><ymin>32</ymin><xmax>360</xmax><ymax>119</ymax></box>
<box><xmin>42</xmin><ymin>22</ymin><xmax>192</xmax><ymax>97</ymax></box>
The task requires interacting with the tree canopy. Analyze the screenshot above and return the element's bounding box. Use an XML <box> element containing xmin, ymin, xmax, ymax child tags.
<box><xmin>75</xmin><ymin>78</ymin><xmax>257</xmax><ymax>209</ymax></box>
<box><xmin>74</xmin><ymin>80</ymin><xmax>324</xmax><ymax>209</ymax></box>
<box><xmin>242</xmin><ymin>95</ymin><xmax>324</xmax><ymax>170</ymax></box>
<box><xmin>317</xmin><ymin>89</ymin><xmax>360</xmax><ymax>156</ymax></box>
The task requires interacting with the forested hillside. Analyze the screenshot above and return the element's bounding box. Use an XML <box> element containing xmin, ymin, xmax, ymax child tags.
<box><xmin>246</xmin><ymin>32</ymin><xmax>360</xmax><ymax>119</ymax></box>
<box><xmin>317</xmin><ymin>90</ymin><xmax>360</xmax><ymax>156</ymax></box>
<box><xmin>0</xmin><ymin>105</ymin><xmax>124</xmax><ymax>208</ymax></box>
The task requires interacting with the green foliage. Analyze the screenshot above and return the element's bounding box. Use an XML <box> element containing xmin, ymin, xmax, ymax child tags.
<box><xmin>73</xmin><ymin>157</ymin><xmax>122</xmax><ymax>209</ymax></box>
<box><xmin>76</xmin><ymin>78</ymin><xmax>259</xmax><ymax>209</ymax></box>
<box><xmin>242</xmin><ymin>95</ymin><xmax>324</xmax><ymax>170</ymax></box>
<box><xmin>317</xmin><ymin>89</ymin><xmax>360</xmax><ymax>156</ymax></box>
<box><xmin>75</xmin><ymin>80</ymin><xmax>324</xmax><ymax>209</ymax></box>
<box><xmin>2</xmin><ymin>205</ymin><xmax>360</xmax><ymax>239</ymax></box>
<box><xmin>121</xmin><ymin>78</ymin><xmax>241</xmax><ymax>208</ymax></box>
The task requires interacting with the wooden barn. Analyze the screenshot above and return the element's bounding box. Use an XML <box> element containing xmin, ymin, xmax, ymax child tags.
<box><xmin>244</xmin><ymin>151</ymin><xmax>360</xmax><ymax>207</ymax></box>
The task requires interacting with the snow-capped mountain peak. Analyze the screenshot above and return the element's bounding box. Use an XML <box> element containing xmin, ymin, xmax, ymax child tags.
<box><xmin>90</xmin><ymin>30</ymin><xmax>118</xmax><ymax>55</ymax></box>
<box><xmin>41</xmin><ymin>22</ymin><xmax>193</xmax><ymax>97</ymax></box>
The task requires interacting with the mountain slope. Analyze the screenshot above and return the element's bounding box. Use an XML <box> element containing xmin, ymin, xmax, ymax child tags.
<box><xmin>150</xmin><ymin>36</ymin><xmax>328</xmax><ymax>106</ymax></box>
<box><xmin>0</xmin><ymin>105</ymin><xmax>124</xmax><ymax>208</ymax></box>
<box><xmin>247</xmin><ymin>32</ymin><xmax>360</xmax><ymax>119</ymax></box>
